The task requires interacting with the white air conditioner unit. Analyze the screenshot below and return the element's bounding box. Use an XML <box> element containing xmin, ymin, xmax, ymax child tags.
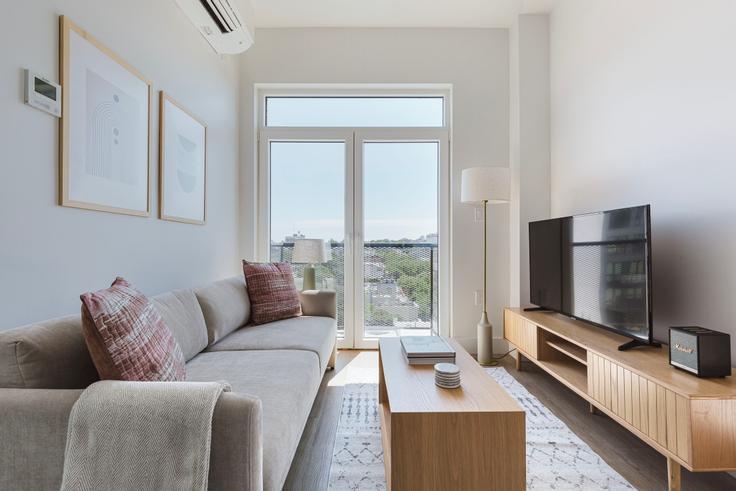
<box><xmin>174</xmin><ymin>0</ymin><xmax>254</xmax><ymax>54</ymax></box>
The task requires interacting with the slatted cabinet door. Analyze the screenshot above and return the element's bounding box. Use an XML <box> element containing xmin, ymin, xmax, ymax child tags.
<box><xmin>588</xmin><ymin>353</ymin><xmax>692</xmax><ymax>465</ymax></box>
<box><xmin>504</xmin><ymin>310</ymin><xmax>538</xmax><ymax>359</ymax></box>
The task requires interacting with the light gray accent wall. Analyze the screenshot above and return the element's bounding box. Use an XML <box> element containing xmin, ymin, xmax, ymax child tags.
<box><xmin>549</xmin><ymin>0</ymin><xmax>736</xmax><ymax>354</ymax></box>
<box><xmin>239</xmin><ymin>28</ymin><xmax>510</xmax><ymax>352</ymax></box>
<box><xmin>0</xmin><ymin>1</ymin><xmax>241</xmax><ymax>328</ymax></box>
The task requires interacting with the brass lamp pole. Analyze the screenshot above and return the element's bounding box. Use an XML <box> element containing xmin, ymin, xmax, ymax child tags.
<box><xmin>480</xmin><ymin>198</ymin><xmax>489</xmax><ymax>330</ymax></box>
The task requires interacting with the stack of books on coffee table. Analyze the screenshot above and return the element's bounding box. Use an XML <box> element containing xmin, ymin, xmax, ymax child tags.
<box><xmin>400</xmin><ymin>336</ymin><xmax>456</xmax><ymax>365</ymax></box>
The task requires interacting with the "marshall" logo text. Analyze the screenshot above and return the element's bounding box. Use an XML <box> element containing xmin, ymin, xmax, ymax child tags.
<box><xmin>674</xmin><ymin>343</ymin><xmax>694</xmax><ymax>354</ymax></box>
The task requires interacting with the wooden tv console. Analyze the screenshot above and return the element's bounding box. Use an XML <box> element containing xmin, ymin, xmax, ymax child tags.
<box><xmin>504</xmin><ymin>308</ymin><xmax>736</xmax><ymax>491</ymax></box>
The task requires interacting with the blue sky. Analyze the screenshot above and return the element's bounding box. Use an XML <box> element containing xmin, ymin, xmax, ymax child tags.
<box><xmin>270</xmin><ymin>141</ymin><xmax>438</xmax><ymax>242</ymax></box>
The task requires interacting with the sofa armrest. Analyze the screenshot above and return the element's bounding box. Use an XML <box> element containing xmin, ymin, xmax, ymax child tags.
<box><xmin>0</xmin><ymin>388</ymin><xmax>83</xmax><ymax>490</ymax></box>
<box><xmin>0</xmin><ymin>388</ymin><xmax>264</xmax><ymax>491</ymax></box>
<box><xmin>209</xmin><ymin>392</ymin><xmax>264</xmax><ymax>491</ymax></box>
<box><xmin>299</xmin><ymin>290</ymin><xmax>337</xmax><ymax>319</ymax></box>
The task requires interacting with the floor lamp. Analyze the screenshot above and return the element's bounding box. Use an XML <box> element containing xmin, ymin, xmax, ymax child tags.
<box><xmin>461</xmin><ymin>167</ymin><xmax>510</xmax><ymax>366</ymax></box>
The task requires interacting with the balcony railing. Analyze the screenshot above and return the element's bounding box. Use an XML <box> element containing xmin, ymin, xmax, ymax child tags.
<box><xmin>272</xmin><ymin>242</ymin><xmax>438</xmax><ymax>336</ymax></box>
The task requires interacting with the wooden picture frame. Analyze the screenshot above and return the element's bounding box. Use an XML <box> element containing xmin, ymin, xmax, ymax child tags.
<box><xmin>59</xmin><ymin>15</ymin><xmax>152</xmax><ymax>216</ymax></box>
<box><xmin>158</xmin><ymin>91</ymin><xmax>207</xmax><ymax>224</ymax></box>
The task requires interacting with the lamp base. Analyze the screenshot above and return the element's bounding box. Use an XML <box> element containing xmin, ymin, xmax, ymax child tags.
<box><xmin>477</xmin><ymin>311</ymin><xmax>495</xmax><ymax>366</ymax></box>
<box><xmin>302</xmin><ymin>265</ymin><xmax>316</xmax><ymax>291</ymax></box>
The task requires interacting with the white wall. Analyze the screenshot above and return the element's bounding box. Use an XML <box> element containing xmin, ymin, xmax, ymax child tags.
<box><xmin>239</xmin><ymin>28</ymin><xmax>510</xmax><ymax>351</ymax></box>
<box><xmin>0</xmin><ymin>1</ymin><xmax>241</xmax><ymax>328</ymax></box>
<box><xmin>550</xmin><ymin>0</ymin><xmax>736</xmax><ymax>354</ymax></box>
<box><xmin>509</xmin><ymin>14</ymin><xmax>550</xmax><ymax>308</ymax></box>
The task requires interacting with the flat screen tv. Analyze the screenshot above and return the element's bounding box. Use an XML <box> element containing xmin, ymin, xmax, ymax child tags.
<box><xmin>529</xmin><ymin>205</ymin><xmax>657</xmax><ymax>350</ymax></box>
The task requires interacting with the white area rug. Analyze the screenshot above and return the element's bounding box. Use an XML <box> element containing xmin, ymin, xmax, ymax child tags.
<box><xmin>327</xmin><ymin>367</ymin><xmax>633</xmax><ymax>490</ymax></box>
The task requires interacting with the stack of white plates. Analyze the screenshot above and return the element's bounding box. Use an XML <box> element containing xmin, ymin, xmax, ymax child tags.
<box><xmin>434</xmin><ymin>363</ymin><xmax>461</xmax><ymax>389</ymax></box>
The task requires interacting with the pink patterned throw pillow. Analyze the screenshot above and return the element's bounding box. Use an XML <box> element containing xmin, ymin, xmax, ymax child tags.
<box><xmin>80</xmin><ymin>277</ymin><xmax>186</xmax><ymax>381</ymax></box>
<box><xmin>242</xmin><ymin>261</ymin><xmax>302</xmax><ymax>325</ymax></box>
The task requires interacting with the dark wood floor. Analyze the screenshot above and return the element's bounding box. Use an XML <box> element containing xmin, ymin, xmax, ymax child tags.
<box><xmin>285</xmin><ymin>350</ymin><xmax>736</xmax><ymax>491</ymax></box>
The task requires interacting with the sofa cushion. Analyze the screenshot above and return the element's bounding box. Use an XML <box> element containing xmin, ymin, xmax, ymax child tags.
<box><xmin>80</xmin><ymin>277</ymin><xmax>186</xmax><ymax>381</ymax></box>
<box><xmin>207</xmin><ymin>316</ymin><xmax>337</xmax><ymax>371</ymax></box>
<box><xmin>186</xmin><ymin>350</ymin><xmax>321</xmax><ymax>491</ymax></box>
<box><xmin>194</xmin><ymin>276</ymin><xmax>251</xmax><ymax>345</ymax></box>
<box><xmin>152</xmin><ymin>289</ymin><xmax>208</xmax><ymax>361</ymax></box>
<box><xmin>0</xmin><ymin>315</ymin><xmax>98</xmax><ymax>389</ymax></box>
<box><xmin>242</xmin><ymin>261</ymin><xmax>301</xmax><ymax>325</ymax></box>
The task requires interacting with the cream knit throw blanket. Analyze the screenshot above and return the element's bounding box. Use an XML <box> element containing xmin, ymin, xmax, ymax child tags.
<box><xmin>61</xmin><ymin>380</ymin><xmax>231</xmax><ymax>491</ymax></box>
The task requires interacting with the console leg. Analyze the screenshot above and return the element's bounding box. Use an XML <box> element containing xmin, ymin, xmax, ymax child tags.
<box><xmin>515</xmin><ymin>352</ymin><xmax>523</xmax><ymax>371</ymax></box>
<box><xmin>667</xmin><ymin>457</ymin><xmax>681</xmax><ymax>491</ymax></box>
<box><xmin>589</xmin><ymin>403</ymin><xmax>596</xmax><ymax>414</ymax></box>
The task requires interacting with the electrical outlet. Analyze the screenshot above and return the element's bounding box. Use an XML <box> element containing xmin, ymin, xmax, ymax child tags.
<box><xmin>474</xmin><ymin>207</ymin><xmax>483</xmax><ymax>223</ymax></box>
<box><xmin>473</xmin><ymin>290</ymin><xmax>482</xmax><ymax>306</ymax></box>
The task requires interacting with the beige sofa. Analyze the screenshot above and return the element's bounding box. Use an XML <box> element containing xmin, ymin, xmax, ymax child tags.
<box><xmin>0</xmin><ymin>276</ymin><xmax>337</xmax><ymax>491</ymax></box>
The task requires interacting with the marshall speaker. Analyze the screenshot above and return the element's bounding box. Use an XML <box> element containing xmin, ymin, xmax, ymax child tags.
<box><xmin>669</xmin><ymin>326</ymin><xmax>731</xmax><ymax>378</ymax></box>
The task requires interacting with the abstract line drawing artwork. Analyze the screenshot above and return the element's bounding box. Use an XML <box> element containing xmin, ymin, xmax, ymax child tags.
<box><xmin>85</xmin><ymin>69</ymin><xmax>139</xmax><ymax>185</ymax></box>
<box><xmin>59</xmin><ymin>16</ymin><xmax>151</xmax><ymax>217</ymax></box>
<box><xmin>159</xmin><ymin>91</ymin><xmax>206</xmax><ymax>225</ymax></box>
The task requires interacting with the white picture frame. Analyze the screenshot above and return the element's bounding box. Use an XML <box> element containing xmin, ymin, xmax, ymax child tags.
<box><xmin>159</xmin><ymin>92</ymin><xmax>207</xmax><ymax>224</ymax></box>
<box><xmin>59</xmin><ymin>16</ymin><xmax>151</xmax><ymax>216</ymax></box>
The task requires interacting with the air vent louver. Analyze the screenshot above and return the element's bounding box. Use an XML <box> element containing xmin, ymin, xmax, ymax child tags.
<box><xmin>199</xmin><ymin>0</ymin><xmax>232</xmax><ymax>33</ymax></box>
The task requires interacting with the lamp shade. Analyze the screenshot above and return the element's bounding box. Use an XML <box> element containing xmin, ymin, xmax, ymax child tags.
<box><xmin>292</xmin><ymin>238</ymin><xmax>332</xmax><ymax>264</ymax></box>
<box><xmin>460</xmin><ymin>167</ymin><xmax>510</xmax><ymax>204</ymax></box>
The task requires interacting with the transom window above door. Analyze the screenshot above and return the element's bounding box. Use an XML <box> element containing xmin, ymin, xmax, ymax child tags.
<box><xmin>264</xmin><ymin>96</ymin><xmax>445</xmax><ymax>127</ymax></box>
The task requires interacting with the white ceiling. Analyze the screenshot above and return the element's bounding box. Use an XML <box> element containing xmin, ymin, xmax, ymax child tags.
<box><xmin>246</xmin><ymin>0</ymin><xmax>559</xmax><ymax>28</ymax></box>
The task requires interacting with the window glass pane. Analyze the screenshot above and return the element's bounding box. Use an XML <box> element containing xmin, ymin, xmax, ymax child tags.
<box><xmin>266</xmin><ymin>97</ymin><xmax>444</xmax><ymax>127</ymax></box>
<box><xmin>362</xmin><ymin>142</ymin><xmax>439</xmax><ymax>338</ymax></box>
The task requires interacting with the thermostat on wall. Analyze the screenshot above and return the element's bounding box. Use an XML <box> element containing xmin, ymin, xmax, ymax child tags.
<box><xmin>24</xmin><ymin>69</ymin><xmax>61</xmax><ymax>117</ymax></box>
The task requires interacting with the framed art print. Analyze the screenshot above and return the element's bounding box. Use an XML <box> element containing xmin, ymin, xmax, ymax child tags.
<box><xmin>159</xmin><ymin>92</ymin><xmax>206</xmax><ymax>224</ymax></box>
<box><xmin>59</xmin><ymin>16</ymin><xmax>151</xmax><ymax>216</ymax></box>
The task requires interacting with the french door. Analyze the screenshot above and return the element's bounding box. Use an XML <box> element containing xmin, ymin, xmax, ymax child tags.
<box><xmin>259</xmin><ymin>128</ymin><xmax>449</xmax><ymax>349</ymax></box>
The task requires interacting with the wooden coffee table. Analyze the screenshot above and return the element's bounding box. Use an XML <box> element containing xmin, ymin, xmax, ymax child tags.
<box><xmin>378</xmin><ymin>338</ymin><xmax>526</xmax><ymax>490</ymax></box>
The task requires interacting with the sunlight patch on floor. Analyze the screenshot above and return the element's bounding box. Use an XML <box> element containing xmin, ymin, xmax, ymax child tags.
<box><xmin>328</xmin><ymin>351</ymin><xmax>379</xmax><ymax>387</ymax></box>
